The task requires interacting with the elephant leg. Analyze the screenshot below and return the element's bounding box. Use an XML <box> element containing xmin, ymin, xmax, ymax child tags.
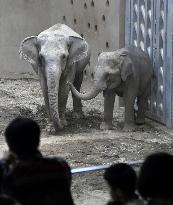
<box><xmin>100</xmin><ymin>89</ymin><xmax>116</xmax><ymax>130</ymax></box>
<box><xmin>39</xmin><ymin>70</ymin><xmax>51</xmax><ymax>120</ymax></box>
<box><xmin>72</xmin><ymin>72</ymin><xmax>84</xmax><ymax>119</ymax></box>
<box><xmin>136</xmin><ymin>86</ymin><xmax>150</xmax><ymax>125</ymax></box>
<box><xmin>58</xmin><ymin>77</ymin><xmax>70</xmax><ymax>127</ymax></box>
<box><xmin>123</xmin><ymin>89</ymin><xmax>137</xmax><ymax>131</ymax></box>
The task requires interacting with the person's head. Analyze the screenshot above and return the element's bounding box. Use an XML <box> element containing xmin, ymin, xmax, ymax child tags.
<box><xmin>0</xmin><ymin>194</ymin><xmax>21</xmax><ymax>205</ymax></box>
<box><xmin>4</xmin><ymin>117</ymin><xmax>40</xmax><ymax>158</ymax></box>
<box><xmin>138</xmin><ymin>152</ymin><xmax>173</xmax><ymax>201</ymax></box>
<box><xmin>104</xmin><ymin>163</ymin><xmax>137</xmax><ymax>202</ymax></box>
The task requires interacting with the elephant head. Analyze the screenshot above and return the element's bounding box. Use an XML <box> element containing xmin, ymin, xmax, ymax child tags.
<box><xmin>19</xmin><ymin>24</ymin><xmax>90</xmax><ymax>131</ymax></box>
<box><xmin>68</xmin><ymin>49</ymin><xmax>134</xmax><ymax>100</ymax></box>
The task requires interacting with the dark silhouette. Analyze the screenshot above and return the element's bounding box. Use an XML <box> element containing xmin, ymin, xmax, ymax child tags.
<box><xmin>137</xmin><ymin>152</ymin><xmax>173</xmax><ymax>205</ymax></box>
<box><xmin>0</xmin><ymin>194</ymin><xmax>21</xmax><ymax>205</ymax></box>
<box><xmin>2</xmin><ymin>117</ymin><xmax>75</xmax><ymax>205</ymax></box>
<box><xmin>4</xmin><ymin>117</ymin><xmax>41</xmax><ymax>159</ymax></box>
<box><xmin>104</xmin><ymin>163</ymin><xmax>138</xmax><ymax>205</ymax></box>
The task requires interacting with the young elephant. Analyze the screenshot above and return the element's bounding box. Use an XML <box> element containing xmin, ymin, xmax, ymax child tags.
<box><xmin>68</xmin><ymin>47</ymin><xmax>153</xmax><ymax>131</ymax></box>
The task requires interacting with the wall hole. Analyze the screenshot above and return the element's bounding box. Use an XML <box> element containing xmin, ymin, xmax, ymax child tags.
<box><xmin>98</xmin><ymin>52</ymin><xmax>101</xmax><ymax>56</ymax></box>
<box><xmin>106</xmin><ymin>41</ymin><xmax>109</xmax><ymax>48</ymax></box>
<box><xmin>102</xmin><ymin>15</ymin><xmax>106</xmax><ymax>22</ymax></box>
<box><xmin>106</xmin><ymin>0</ymin><xmax>109</xmax><ymax>6</ymax></box>
<box><xmin>71</xmin><ymin>0</ymin><xmax>73</xmax><ymax>5</ymax></box>
<box><xmin>62</xmin><ymin>16</ymin><xmax>66</xmax><ymax>22</ymax></box>
<box><xmin>94</xmin><ymin>25</ymin><xmax>98</xmax><ymax>31</ymax></box>
<box><xmin>80</xmin><ymin>33</ymin><xmax>84</xmax><ymax>38</ymax></box>
<box><xmin>88</xmin><ymin>22</ymin><xmax>91</xmax><ymax>28</ymax></box>
<box><xmin>74</xmin><ymin>18</ymin><xmax>77</xmax><ymax>24</ymax></box>
<box><xmin>91</xmin><ymin>0</ymin><xmax>94</xmax><ymax>7</ymax></box>
<box><xmin>84</xmin><ymin>2</ymin><xmax>87</xmax><ymax>9</ymax></box>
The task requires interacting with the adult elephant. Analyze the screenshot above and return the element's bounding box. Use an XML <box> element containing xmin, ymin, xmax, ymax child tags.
<box><xmin>68</xmin><ymin>47</ymin><xmax>153</xmax><ymax>131</ymax></box>
<box><xmin>20</xmin><ymin>24</ymin><xmax>91</xmax><ymax>132</ymax></box>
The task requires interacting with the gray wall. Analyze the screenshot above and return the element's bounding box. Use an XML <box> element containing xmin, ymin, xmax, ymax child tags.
<box><xmin>50</xmin><ymin>0</ymin><xmax>125</xmax><ymax>74</ymax></box>
<box><xmin>0</xmin><ymin>0</ymin><xmax>51</xmax><ymax>77</ymax></box>
<box><xmin>0</xmin><ymin>0</ymin><xmax>125</xmax><ymax>78</ymax></box>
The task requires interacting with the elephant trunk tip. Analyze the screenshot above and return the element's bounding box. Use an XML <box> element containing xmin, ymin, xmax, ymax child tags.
<box><xmin>68</xmin><ymin>80</ymin><xmax>101</xmax><ymax>101</ymax></box>
<box><xmin>67</xmin><ymin>81</ymin><xmax>75</xmax><ymax>91</ymax></box>
<box><xmin>66</xmin><ymin>81</ymin><xmax>72</xmax><ymax>86</ymax></box>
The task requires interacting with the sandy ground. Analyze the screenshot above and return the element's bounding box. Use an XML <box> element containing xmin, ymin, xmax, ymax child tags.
<box><xmin>0</xmin><ymin>77</ymin><xmax>173</xmax><ymax>205</ymax></box>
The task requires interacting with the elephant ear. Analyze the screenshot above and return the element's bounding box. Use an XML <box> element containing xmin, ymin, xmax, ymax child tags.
<box><xmin>119</xmin><ymin>53</ymin><xmax>134</xmax><ymax>82</ymax></box>
<box><xmin>67</xmin><ymin>36</ymin><xmax>90</xmax><ymax>66</ymax></box>
<box><xmin>19</xmin><ymin>36</ymin><xmax>39</xmax><ymax>74</ymax></box>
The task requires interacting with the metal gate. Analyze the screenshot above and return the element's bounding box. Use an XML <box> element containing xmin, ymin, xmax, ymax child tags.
<box><xmin>125</xmin><ymin>0</ymin><xmax>173</xmax><ymax>127</ymax></box>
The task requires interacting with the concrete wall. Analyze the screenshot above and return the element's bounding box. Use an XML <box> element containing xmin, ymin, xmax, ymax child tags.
<box><xmin>0</xmin><ymin>0</ymin><xmax>51</xmax><ymax>77</ymax></box>
<box><xmin>50</xmin><ymin>0</ymin><xmax>125</xmax><ymax>74</ymax></box>
<box><xmin>0</xmin><ymin>0</ymin><xmax>125</xmax><ymax>78</ymax></box>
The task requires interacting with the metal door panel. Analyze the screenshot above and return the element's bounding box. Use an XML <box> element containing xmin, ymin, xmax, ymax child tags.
<box><xmin>125</xmin><ymin>0</ymin><xmax>173</xmax><ymax>127</ymax></box>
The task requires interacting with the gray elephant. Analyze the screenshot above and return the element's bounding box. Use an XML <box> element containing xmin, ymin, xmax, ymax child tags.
<box><xmin>20</xmin><ymin>24</ymin><xmax>91</xmax><ymax>132</ymax></box>
<box><xmin>68</xmin><ymin>47</ymin><xmax>153</xmax><ymax>131</ymax></box>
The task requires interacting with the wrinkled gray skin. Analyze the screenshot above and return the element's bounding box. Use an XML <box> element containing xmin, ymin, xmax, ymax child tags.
<box><xmin>20</xmin><ymin>24</ymin><xmax>90</xmax><ymax>132</ymax></box>
<box><xmin>68</xmin><ymin>47</ymin><xmax>153</xmax><ymax>131</ymax></box>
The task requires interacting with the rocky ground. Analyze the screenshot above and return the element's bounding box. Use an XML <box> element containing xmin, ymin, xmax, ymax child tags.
<box><xmin>0</xmin><ymin>77</ymin><xmax>173</xmax><ymax>205</ymax></box>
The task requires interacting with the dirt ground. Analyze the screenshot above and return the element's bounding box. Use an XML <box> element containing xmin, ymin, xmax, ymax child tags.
<box><xmin>0</xmin><ymin>77</ymin><xmax>173</xmax><ymax>205</ymax></box>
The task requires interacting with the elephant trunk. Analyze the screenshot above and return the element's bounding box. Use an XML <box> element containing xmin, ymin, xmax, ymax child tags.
<box><xmin>68</xmin><ymin>82</ymin><xmax>102</xmax><ymax>100</ymax></box>
<box><xmin>46</xmin><ymin>65</ymin><xmax>62</xmax><ymax>131</ymax></box>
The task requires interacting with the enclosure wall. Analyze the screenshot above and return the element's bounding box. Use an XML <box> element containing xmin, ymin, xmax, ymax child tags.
<box><xmin>0</xmin><ymin>0</ymin><xmax>125</xmax><ymax>78</ymax></box>
<box><xmin>0</xmin><ymin>0</ymin><xmax>51</xmax><ymax>78</ymax></box>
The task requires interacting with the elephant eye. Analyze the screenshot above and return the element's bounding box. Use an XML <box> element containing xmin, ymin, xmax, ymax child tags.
<box><xmin>39</xmin><ymin>54</ymin><xmax>44</xmax><ymax>65</ymax></box>
<box><xmin>62</xmin><ymin>54</ymin><xmax>66</xmax><ymax>60</ymax></box>
<box><xmin>105</xmin><ymin>73</ymin><xmax>109</xmax><ymax>81</ymax></box>
<box><xmin>39</xmin><ymin>54</ymin><xmax>43</xmax><ymax>60</ymax></box>
<box><xmin>84</xmin><ymin>70</ymin><xmax>87</xmax><ymax>76</ymax></box>
<box><xmin>91</xmin><ymin>72</ymin><xmax>94</xmax><ymax>79</ymax></box>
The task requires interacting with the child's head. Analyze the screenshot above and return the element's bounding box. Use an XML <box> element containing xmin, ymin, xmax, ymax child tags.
<box><xmin>138</xmin><ymin>152</ymin><xmax>173</xmax><ymax>199</ymax></box>
<box><xmin>5</xmin><ymin>117</ymin><xmax>40</xmax><ymax>158</ymax></box>
<box><xmin>104</xmin><ymin>163</ymin><xmax>137</xmax><ymax>201</ymax></box>
<box><xmin>0</xmin><ymin>194</ymin><xmax>21</xmax><ymax>205</ymax></box>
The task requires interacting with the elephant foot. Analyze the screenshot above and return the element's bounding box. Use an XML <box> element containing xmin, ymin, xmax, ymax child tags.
<box><xmin>136</xmin><ymin>117</ymin><xmax>145</xmax><ymax>125</ymax></box>
<box><xmin>45</xmin><ymin>123</ymin><xmax>57</xmax><ymax>134</ymax></box>
<box><xmin>122</xmin><ymin>123</ymin><xmax>136</xmax><ymax>132</ymax></box>
<box><xmin>72</xmin><ymin>111</ymin><xmax>84</xmax><ymax>119</ymax></box>
<box><xmin>46</xmin><ymin>119</ymin><xmax>66</xmax><ymax>134</ymax></box>
<box><xmin>60</xmin><ymin>116</ymin><xmax>68</xmax><ymax>127</ymax></box>
<box><xmin>100</xmin><ymin>121</ymin><xmax>113</xmax><ymax>130</ymax></box>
